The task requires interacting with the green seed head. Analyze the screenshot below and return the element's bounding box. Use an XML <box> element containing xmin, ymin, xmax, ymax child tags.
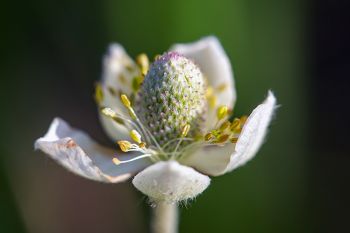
<box><xmin>135</xmin><ymin>52</ymin><xmax>206</xmax><ymax>151</ymax></box>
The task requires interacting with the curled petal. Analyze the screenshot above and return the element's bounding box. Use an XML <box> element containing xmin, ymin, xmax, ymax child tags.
<box><xmin>183</xmin><ymin>91</ymin><xmax>276</xmax><ymax>176</ymax></box>
<box><xmin>226</xmin><ymin>91</ymin><xmax>276</xmax><ymax>172</ymax></box>
<box><xmin>132</xmin><ymin>161</ymin><xmax>210</xmax><ymax>202</ymax></box>
<box><xmin>170</xmin><ymin>36</ymin><xmax>236</xmax><ymax>129</ymax></box>
<box><xmin>34</xmin><ymin>118</ymin><xmax>150</xmax><ymax>183</ymax></box>
<box><xmin>99</xmin><ymin>44</ymin><xmax>140</xmax><ymax>141</ymax></box>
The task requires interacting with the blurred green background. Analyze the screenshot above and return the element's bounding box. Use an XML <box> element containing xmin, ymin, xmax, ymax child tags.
<box><xmin>1</xmin><ymin>0</ymin><xmax>348</xmax><ymax>232</ymax></box>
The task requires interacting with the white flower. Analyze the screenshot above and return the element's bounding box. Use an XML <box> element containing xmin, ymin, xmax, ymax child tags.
<box><xmin>35</xmin><ymin>36</ymin><xmax>276</xmax><ymax>203</ymax></box>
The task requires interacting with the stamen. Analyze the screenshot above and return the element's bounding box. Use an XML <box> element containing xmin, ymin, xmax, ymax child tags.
<box><xmin>204</xmin><ymin>132</ymin><xmax>214</xmax><ymax>141</ymax></box>
<box><xmin>173</xmin><ymin>124</ymin><xmax>191</xmax><ymax>156</ymax></box>
<box><xmin>136</xmin><ymin>53</ymin><xmax>149</xmax><ymax>76</ymax></box>
<box><xmin>230</xmin><ymin>118</ymin><xmax>241</xmax><ymax>132</ymax></box>
<box><xmin>121</xmin><ymin>94</ymin><xmax>131</xmax><ymax>108</ymax></box>
<box><xmin>230</xmin><ymin>137</ymin><xmax>238</xmax><ymax>143</ymax></box>
<box><xmin>219</xmin><ymin>121</ymin><xmax>231</xmax><ymax>131</ymax></box>
<box><xmin>130</xmin><ymin>130</ymin><xmax>142</xmax><ymax>144</ymax></box>
<box><xmin>117</xmin><ymin>140</ymin><xmax>132</xmax><ymax>152</ymax></box>
<box><xmin>217</xmin><ymin>105</ymin><xmax>228</xmax><ymax>120</ymax></box>
<box><xmin>112</xmin><ymin>157</ymin><xmax>121</xmax><ymax>165</ymax></box>
<box><xmin>120</xmin><ymin>94</ymin><xmax>138</xmax><ymax>120</ymax></box>
<box><xmin>128</xmin><ymin>109</ymin><xmax>137</xmax><ymax>120</ymax></box>
<box><xmin>139</xmin><ymin>142</ymin><xmax>147</xmax><ymax>149</ymax></box>
<box><xmin>215</xmin><ymin>134</ymin><xmax>229</xmax><ymax>143</ymax></box>
<box><xmin>119</xmin><ymin>93</ymin><xmax>163</xmax><ymax>152</ymax></box>
<box><xmin>240</xmin><ymin>115</ymin><xmax>248</xmax><ymax>125</ymax></box>
<box><xmin>162</xmin><ymin>137</ymin><xmax>195</xmax><ymax>150</ymax></box>
<box><xmin>181</xmin><ymin>124</ymin><xmax>191</xmax><ymax>137</ymax></box>
<box><xmin>112</xmin><ymin>154</ymin><xmax>152</xmax><ymax>165</ymax></box>
<box><xmin>100</xmin><ymin>107</ymin><xmax>124</xmax><ymax>125</ymax></box>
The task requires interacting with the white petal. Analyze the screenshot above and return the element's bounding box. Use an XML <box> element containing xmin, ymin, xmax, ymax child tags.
<box><xmin>181</xmin><ymin>143</ymin><xmax>236</xmax><ymax>176</ymax></box>
<box><xmin>102</xmin><ymin>43</ymin><xmax>139</xmax><ymax>95</ymax></box>
<box><xmin>226</xmin><ymin>91</ymin><xmax>276</xmax><ymax>172</ymax></box>
<box><xmin>132</xmin><ymin>161</ymin><xmax>210</xmax><ymax>202</ymax></box>
<box><xmin>34</xmin><ymin>118</ymin><xmax>151</xmax><ymax>183</ymax></box>
<box><xmin>99</xmin><ymin>44</ymin><xmax>140</xmax><ymax>141</ymax></box>
<box><xmin>170</xmin><ymin>36</ymin><xmax>236</xmax><ymax>109</ymax></box>
<box><xmin>99</xmin><ymin>113</ymin><xmax>131</xmax><ymax>142</ymax></box>
<box><xmin>183</xmin><ymin>91</ymin><xmax>276</xmax><ymax>176</ymax></box>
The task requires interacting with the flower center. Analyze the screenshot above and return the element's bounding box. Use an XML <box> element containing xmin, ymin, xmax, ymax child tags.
<box><xmin>96</xmin><ymin>52</ymin><xmax>248</xmax><ymax>166</ymax></box>
<box><xmin>135</xmin><ymin>52</ymin><xmax>207</xmax><ymax>152</ymax></box>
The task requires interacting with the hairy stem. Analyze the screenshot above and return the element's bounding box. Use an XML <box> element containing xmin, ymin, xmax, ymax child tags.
<box><xmin>152</xmin><ymin>201</ymin><xmax>178</xmax><ymax>233</ymax></box>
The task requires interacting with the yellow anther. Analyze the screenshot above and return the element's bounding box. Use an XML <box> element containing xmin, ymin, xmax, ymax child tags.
<box><xmin>219</xmin><ymin>121</ymin><xmax>231</xmax><ymax>131</ymax></box>
<box><xmin>94</xmin><ymin>83</ymin><xmax>104</xmax><ymax>104</ymax></box>
<box><xmin>120</xmin><ymin>94</ymin><xmax>138</xmax><ymax>119</ymax></box>
<box><xmin>181</xmin><ymin>124</ymin><xmax>191</xmax><ymax>137</ymax></box>
<box><xmin>216</xmin><ymin>134</ymin><xmax>229</xmax><ymax>143</ymax></box>
<box><xmin>100</xmin><ymin>107</ymin><xmax>124</xmax><ymax>124</ymax></box>
<box><xmin>230</xmin><ymin>137</ymin><xmax>238</xmax><ymax>143</ymax></box>
<box><xmin>101</xmin><ymin>107</ymin><xmax>116</xmax><ymax>118</ymax></box>
<box><xmin>112</xmin><ymin>157</ymin><xmax>121</xmax><ymax>165</ymax></box>
<box><xmin>204</xmin><ymin>132</ymin><xmax>214</xmax><ymax>141</ymax></box>
<box><xmin>230</xmin><ymin>118</ymin><xmax>241</xmax><ymax>131</ymax></box>
<box><xmin>130</xmin><ymin>130</ymin><xmax>142</xmax><ymax>144</ymax></box>
<box><xmin>240</xmin><ymin>115</ymin><xmax>248</xmax><ymax>125</ymax></box>
<box><xmin>217</xmin><ymin>105</ymin><xmax>228</xmax><ymax>120</ymax></box>
<box><xmin>120</xmin><ymin>94</ymin><xmax>131</xmax><ymax>108</ymax></box>
<box><xmin>136</xmin><ymin>53</ymin><xmax>149</xmax><ymax>76</ymax></box>
<box><xmin>117</xmin><ymin>140</ymin><xmax>132</xmax><ymax>152</ymax></box>
<box><xmin>139</xmin><ymin>142</ymin><xmax>147</xmax><ymax>149</ymax></box>
<box><xmin>216</xmin><ymin>83</ymin><xmax>228</xmax><ymax>92</ymax></box>
<box><xmin>211</xmin><ymin>129</ymin><xmax>221</xmax><ymax>137</ymax></box>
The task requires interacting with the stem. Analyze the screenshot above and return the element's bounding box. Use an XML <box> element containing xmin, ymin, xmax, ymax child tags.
<box><xmin>152</xmin><ymin>201</ymin><xmax>178</xmax><ymax>233</ymax></box>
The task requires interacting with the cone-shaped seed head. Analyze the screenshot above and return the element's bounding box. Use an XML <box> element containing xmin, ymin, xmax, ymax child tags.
<box><xmin>135</xmin><ymin>52</ymin><xmax>206</xmax><ymax>151</ymax></box>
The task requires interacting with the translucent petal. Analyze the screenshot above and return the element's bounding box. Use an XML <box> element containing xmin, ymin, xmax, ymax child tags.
<box><xmin>35</xmin><ymin>118</ymin><xmax>151</xmax><ymax>183</ymax></box>
<box><xmin>132</xmin><ymin>161</ymin><xmax>210</xmax><ymax>202</ymax></box>
<box><xmin>99</xmin><ymin>44</ymin><xmax>140</xmax><ymax>141</ymax></box>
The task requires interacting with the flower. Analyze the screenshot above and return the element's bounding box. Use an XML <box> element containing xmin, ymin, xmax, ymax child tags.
<box><xmin>34</xmin><ymin>36</ymin><xmax>276</xmax><ymax>203</ymax></box>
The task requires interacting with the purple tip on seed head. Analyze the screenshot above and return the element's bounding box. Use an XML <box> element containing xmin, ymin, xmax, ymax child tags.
<box><xmin>158</xmin><ymin>51</ymin><xmax>183</xmax><ymax>61</ymax></box>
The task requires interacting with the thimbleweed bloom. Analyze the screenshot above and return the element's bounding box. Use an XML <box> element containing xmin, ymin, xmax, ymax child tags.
<box><xmin>35</xmin><ymin>36</ymin><xmax>276</xmax><ymax>204</ymax></box>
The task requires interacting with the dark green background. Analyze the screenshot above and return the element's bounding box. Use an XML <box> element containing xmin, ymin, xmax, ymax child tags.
<box><xmin>1</xmin><ymin>0</ymin><xmax>348</xmax><ymax>232</ymax></box>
